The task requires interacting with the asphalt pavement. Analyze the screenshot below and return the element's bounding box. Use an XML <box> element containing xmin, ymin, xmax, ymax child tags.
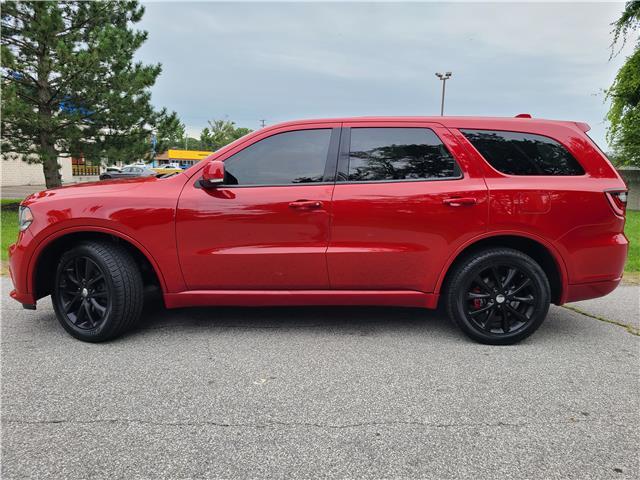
<box><xmin>1</xmin><ymin>277</ymin><xmax>638</xmax><ymax>479</ymax></box>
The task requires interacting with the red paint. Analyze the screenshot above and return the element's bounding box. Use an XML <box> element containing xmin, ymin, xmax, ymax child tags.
<box><xmin>8</xmin><ymin>116</ymin><xmax>628</xmax><ymax>310</ymax></box>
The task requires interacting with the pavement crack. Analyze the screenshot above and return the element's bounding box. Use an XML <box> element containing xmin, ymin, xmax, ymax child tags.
<box><xmin>0</xmin><ymin>417</ymin><xmax>609</xmax><ymax>430</ymax></box>
<box><xmin>562</xmin><ymin>305</ymin><xmax>639</xmax><ymax>336</ymax></box>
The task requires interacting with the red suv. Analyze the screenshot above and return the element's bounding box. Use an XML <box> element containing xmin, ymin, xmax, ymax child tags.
<box><xmin>8</xmin><ymin>116</ymin><xmax>629</xmax><ymax>344</ymax></box>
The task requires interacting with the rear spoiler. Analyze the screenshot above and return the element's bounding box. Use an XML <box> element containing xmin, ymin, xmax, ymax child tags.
<box><xmin>514</xmin><ymin>114</ymin><xmax>591</xmax><ymax>133</ymax></box>
<box><xmin>574</xmin><ymin>122</ymin><xmax>591</xmax><ymax>133</ymax></box>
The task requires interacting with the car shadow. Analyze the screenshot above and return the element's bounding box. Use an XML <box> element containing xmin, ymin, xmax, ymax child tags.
<box><xmin>130</xmin><ymin>302</ymin><xmax>460</xmax><ymax>339</ymax></box>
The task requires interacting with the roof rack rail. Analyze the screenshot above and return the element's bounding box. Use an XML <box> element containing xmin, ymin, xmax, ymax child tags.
<box><xmin>515</xmin><ymin>113</ymin><xmax>532</xmax><ymax>118</ymax></box>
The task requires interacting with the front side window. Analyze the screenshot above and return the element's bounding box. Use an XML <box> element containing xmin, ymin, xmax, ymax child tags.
<box><xmin>460</xmin><ymin>129</ymin><xmax>585</xmax><ymax>176</ymax></box>
<box><xmin>348</xmin><ymin>128</ymin><xmax>460</xmax><ymax>182</ymax></box>
<box><xmin>224</xmin><ymin>129</ymin><xmax>332</xmax><ymax>185</ymax></box>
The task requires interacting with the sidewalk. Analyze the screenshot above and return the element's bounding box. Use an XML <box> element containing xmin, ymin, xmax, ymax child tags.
<box><xmin>566</xmin><ymin>283</ymin><xmax>640</xmax><ymax>334</ymax></box>
<box><xmin>1</xmin><ymin>185</ymin><xmax>47</xmax><ymax>200</ymax></box>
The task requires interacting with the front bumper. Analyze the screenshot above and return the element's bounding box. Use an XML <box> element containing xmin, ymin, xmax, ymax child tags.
<box><xmin>8</xmin><ymin>230</ymin><xmax>37</xmax><ymax>309</ymax></box>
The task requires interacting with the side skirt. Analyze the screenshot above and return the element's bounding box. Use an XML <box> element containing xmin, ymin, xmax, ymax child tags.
<box><xmin>164</xmin><ymin>290</ymin><xmax>439</xmax><ymax>309</ymax></box>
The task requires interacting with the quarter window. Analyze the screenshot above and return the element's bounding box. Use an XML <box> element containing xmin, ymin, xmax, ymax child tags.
<box><xmin>347</xmin><ymin>128</ymin><xmax>460</xmax><ymax>182</ymax></box>
<box><xmin>224</xmin><ymin>129</ymin><xmax>332</xmax><ymax>185</ymax></box>
<box><xmin>461</xmin><ymin>129</ymin><xmax>584</xmax><ymax>176</ymax></box>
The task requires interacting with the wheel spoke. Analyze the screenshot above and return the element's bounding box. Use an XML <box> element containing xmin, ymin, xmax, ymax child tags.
<box><xmin>502</xmin><ymin>268</ymin><xmax>517</xmax><ymax>290</ymax></box>
<box><xmin>75</xmin><ymin>300</ymin><xmax>86</xmax><ymax>324</ymax></box>
<box><xmin>467</xmin><ymin>291</ymin><xmax>491</xmax><ymax>300</ymax></box>
<box><xmin>64</xmin><ymin>292</ymin><xmax>82</xmax><ymax>313</ymax></box>
<box><xmin>500</xmin><ymin>308</ymin><xmax>511</xmax><ymax>333</ymax></box>
<box><xmin>74</xmin><ymin>258</ymin><xmax>83</xmax><ymax>285</ymax></box>
<box><xmin>90</xmin><ymin>298</ymin><xmax>106</xmax><ymax>315</ymax></box>
<box><xmin>90</xmin><ymin>290</ymin><xmax>108</xmax><ymax>298</ymax></box>
<box><xmin>84</xmin><ymin>301</ymin><xmax>96</xmax><ymax>327</ymax></box>
<box><xmin>87</xmin><ymin>274</ymin><xmax>104</xmax><ymax>287</ymax></box>
<box><xmin>512</xmin><ymin>295</ymin><xmax>534</xmax><ymax>304</ymax></box>
<box><xmin>472</xmin><ymin>276</ymin><xmax>492</xmax><ymax>294</ymax></box>
<box><xmin>65</xmin><ymin>268</ymin><xmax>81</xmax><ymax>286</ymax></box>
<box><xmin>482</xmin><ymin>307</ymin><xmax>496</xmax><ymax>331</ymax></box>
<box><xmin>469</xmin><ymin>303</ymin><xmax>495</xmax><ymax>316</ymax></box>
<box><xmin>84</xmin><ymin>257</ymin><xmax>92</xmax><ymax>279</ymax></box>
<box><xmin>509</xmin><ymin>278</ymin><xmax>531</xmax><ymax>296</ymax></box>
<box><xmin>505</xmin><ymin>304</ymin><xmax>529</xmax><ymax>323</ymax></box>
<box><xmin>490</xmin><ymin>267</ymin><xmax>502</xmax><ymax>288</ymax></box>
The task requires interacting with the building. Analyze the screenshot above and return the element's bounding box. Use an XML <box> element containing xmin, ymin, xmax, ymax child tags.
<box><xmin>152</xmin><ymin>149</ymin><xmax>214</xmax><ymax>169</ymax></box>
<box><xmin>1</xmin><ymin>155</ymin><xmax>74</xmax><ymax>187</ymax></box>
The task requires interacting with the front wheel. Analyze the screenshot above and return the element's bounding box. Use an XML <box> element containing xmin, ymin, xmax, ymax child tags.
<box><xmin>52</xmin><ymin>241</ymin><xmax>143</xmax><ymax>342</ymax></box>
<box><xmin>445</xmin><ymin>248</ymin><xmax>551</xmax><ymax>345</ymax></box>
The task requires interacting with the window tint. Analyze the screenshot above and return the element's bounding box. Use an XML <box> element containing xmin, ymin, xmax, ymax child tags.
<box><xmin>348</xmin><ymin>128</ymin><xmax>459</xmax><ymax>182</ymax></box>
<box><xmin>461</xmin><ymin>129</ymin><xmax>584</xmax><ymax>176</ymax></box>
<box><xmin>224</xmin><ymin>129</ymin><xmax>331</xmax><ymax>185</ymax></box>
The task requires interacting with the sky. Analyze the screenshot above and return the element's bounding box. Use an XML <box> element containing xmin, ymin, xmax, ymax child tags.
<box><xmin>136</xmin><ymin>1</ymin><xmax>635</xmax><ymax>149</ymax></box>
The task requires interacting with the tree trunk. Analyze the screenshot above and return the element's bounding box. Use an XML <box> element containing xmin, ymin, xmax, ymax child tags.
<box><xmin>40</xmin><ymin>133</ymin><xmax>61</xmax><ymax>189</ymax></box>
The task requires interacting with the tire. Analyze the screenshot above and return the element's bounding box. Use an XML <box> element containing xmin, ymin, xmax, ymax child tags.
<box><xmin>445</xmin><ymin>248</ymin><xmax>550</xmax><ymax>345</ymax></box>
<box><xmin>52</xmin><ymin>241</ymin><xmax>144</xmax><ymax>342</ymax></box>
<box><xmin>100</xmin><ymin>174</ymin><xmax>111</xmax><ymax>180</ymax></box>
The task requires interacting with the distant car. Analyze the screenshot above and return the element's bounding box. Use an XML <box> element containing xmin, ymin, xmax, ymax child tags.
<box><xmin>99</xmin><ymin>165</ymin><xmax>156</xmax><ymax>180</ymax></box>
<box><xmin>164</xmin><ymin>163</ymin><xmax>183</xmax><ymax>170</ymax></box>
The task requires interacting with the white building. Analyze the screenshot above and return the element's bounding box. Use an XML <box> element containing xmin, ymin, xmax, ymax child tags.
<box><xmin>1</xmin><ymin>155</ymin><xmax>75</xmax><ymax>187</ymax></box>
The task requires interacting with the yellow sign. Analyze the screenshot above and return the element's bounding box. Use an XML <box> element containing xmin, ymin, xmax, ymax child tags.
<box><xmin>167</xmin><ymin>149</ymin><xmax>214</xmax><ymax>161</ymax></box>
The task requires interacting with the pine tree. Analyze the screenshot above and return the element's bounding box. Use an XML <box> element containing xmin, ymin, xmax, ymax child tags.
<box><xmin>1</xmin><ymin>1</ymin><xmax>181</xmax><ymax>187</ymax></box>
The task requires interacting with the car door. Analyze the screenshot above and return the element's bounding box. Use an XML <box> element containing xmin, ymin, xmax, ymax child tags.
<box><xmin>176</xmin><ymin>123</ymin><xmax>341</xmax><ymax>290</ymax></box>
<box><xmin>326</xmin><ymin>121</ymin><xmax>488</xmax><ymax>293</ymax></box>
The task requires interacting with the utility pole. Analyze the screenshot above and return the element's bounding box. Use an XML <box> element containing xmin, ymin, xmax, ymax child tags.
<box><xmin>435</xmin><ymin>72</ymin><xmax>452</xmax><ymax>116</ymax></box>
<box><xmin>259</xmin><ymin>119</ymin><xmax>267</xmax><ymax>128</ymax></box>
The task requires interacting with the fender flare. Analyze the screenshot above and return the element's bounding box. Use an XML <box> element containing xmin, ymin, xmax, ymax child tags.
<box><xmin>26</xmin><ymin>225</ymin><xmax>168</xmax><ymax>295</ymax></box>
<box><xmin>433</xmin><ymin>230</ymin><xmax>570</xmax><ymax>303</ymax></box>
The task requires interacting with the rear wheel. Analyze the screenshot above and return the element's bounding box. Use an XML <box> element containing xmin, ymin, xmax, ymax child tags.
<box><xmin>52</xmin><ymin>241</ymin><xmax>143</xmax><ymax>342</ymax></box>
<box><xmin>445</xmin><ymin>248</ymin><xmax>550</xmax><ymax>345</ymax></box>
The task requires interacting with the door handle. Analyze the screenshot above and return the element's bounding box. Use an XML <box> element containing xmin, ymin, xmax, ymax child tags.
<box><xmin>288</xmin><ymin>200</ymin><xmax>324</xmax><ymax>210</ymax></box>
<box><xmin>443</xmin><ymin>197</ymin><xmax>477</xmax><ymax>207</ymax></box>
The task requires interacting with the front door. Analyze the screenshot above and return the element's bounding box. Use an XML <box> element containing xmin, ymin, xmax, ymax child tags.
<box><xmin>327</xmin><ymin>122</ymin><xmax>488</xmax><ymax>293</ymax></box>
<box><xmin>176</xmin><ymin>124</ymin><xmax>340</xmax><ymax>290</ymax></box>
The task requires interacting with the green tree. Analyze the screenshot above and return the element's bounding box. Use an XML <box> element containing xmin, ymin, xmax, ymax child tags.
<box><xmin>607</xmin><ymin>1</ymin><xmax>640</xmax><ymax>167</ymax></box>
<box><xmin>199</xmin><ymin>119</ymin><xmax>252</xmax><ymax>151</ymax></box>
<box><xmin>1</xmin><ymin>1</ymin><xmax>179</xmax><ymax>187</ymax></box>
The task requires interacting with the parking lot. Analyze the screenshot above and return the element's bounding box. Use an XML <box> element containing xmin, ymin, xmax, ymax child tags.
<box><xmin>1</xmin><ymin>278</ymin><xmax>638</xmax><ymax>479</ymax></box>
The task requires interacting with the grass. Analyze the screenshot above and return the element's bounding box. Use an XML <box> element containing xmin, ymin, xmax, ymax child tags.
<box><xmin>0</xmin><ymin>198</ymin><xmax>638</xmax><ymax>273</ymax></box>
<box><xmin>1</xmin><ymin>199</ymin><xmax>21</xmax><ymax>263</ymax></box>
<box><xmin>624</xmin><ymin>210</ymin><xmax>639</xmax><ymax>274</ymax></box>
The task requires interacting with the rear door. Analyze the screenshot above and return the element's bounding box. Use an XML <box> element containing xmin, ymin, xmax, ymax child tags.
<box><xmin>326</xmin><ymin>121</ymin><xmax>488</xmax><ymax>293</ymax></box>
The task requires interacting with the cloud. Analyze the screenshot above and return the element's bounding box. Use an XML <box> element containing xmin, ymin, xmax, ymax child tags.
<box><xmin>137</xmin><ymin>1</ymin><xmax>633</xmax><ymax>148</ymax></box>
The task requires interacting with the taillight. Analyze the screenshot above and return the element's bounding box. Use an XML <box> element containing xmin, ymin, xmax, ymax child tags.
<box><xmin>605</xmin><ymin>190</ymin><xmax>628</xmax><ymax>216</ymax></box>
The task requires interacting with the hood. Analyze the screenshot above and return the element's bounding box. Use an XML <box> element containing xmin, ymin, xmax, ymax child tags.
<box><xmin>23</xmin><ymin>176</ymin><xmax>161</xmax><ymax>204</ymax></box>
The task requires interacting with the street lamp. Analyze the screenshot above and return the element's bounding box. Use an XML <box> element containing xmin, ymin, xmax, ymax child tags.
<box><xmin>435</xmin><ymin>71</ymin><xmax>452</xmax><ymax>116</ymax></box>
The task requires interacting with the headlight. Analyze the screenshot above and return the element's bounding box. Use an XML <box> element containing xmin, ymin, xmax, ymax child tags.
<box><xmin>18</xmin><ymin>205</ymin><xmax>33</xmax><ymax>231</ymax></box>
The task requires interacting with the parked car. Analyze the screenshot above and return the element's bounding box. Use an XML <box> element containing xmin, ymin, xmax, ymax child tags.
<box><xmin>8</xmin><ymin>116</ymin><xmax>628</xmax><ymax>344</ymax></box>
<box><xmin>163</xmin><ymin>162</ymin><xmax>183</xmax><ymax>170</ymax></box>
<box><xmin>99</xmin><ymin>164</ymin><xmax>157</xmax><ymax>180</ymax></box>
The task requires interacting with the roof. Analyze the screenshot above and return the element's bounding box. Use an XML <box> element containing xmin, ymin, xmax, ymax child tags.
<box><xmin>261</xmin><ymin>115</ymin><xmax>589</xmax><ymax>132</ymax></box>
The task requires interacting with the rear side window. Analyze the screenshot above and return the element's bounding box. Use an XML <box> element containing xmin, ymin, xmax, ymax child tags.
<box><xmin>224</xmin><ymin>129</ymin><xmax>331</xmax><ymax>185</ymax></box>
<box><xmin>461</xmin><ymin>129</ymin><xmax>584</xmax><ymax>176</ymax></box>
<box><xmin>348</xmin><ymin>128</ymin><xmax>460</xmax><ymax>182</ymax></box>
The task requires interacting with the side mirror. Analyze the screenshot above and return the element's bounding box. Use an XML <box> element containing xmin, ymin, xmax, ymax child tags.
<box><xmin>201</xmin><ymin>160</ymin><xmax>225</xmax><ymax>188</ymax></box>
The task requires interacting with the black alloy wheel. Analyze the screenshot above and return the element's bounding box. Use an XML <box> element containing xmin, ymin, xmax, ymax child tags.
<box><xmin>52</xmin><ymin>241</ymin><xmax>144</xmax><ymax>342</ymax></box>
<box><xmin>446</xmin><ymin>248</ymin><xmax>551</xmax><ymax>345</ymax></box>
<box><xmin>464</xmin><ymin>264</ymin><xmax>537</xmax><ymax>335</ymax></box>
<box><xmin>56</xmin><ymin>256</ymin><xmax>110</xmax><ymax>330</ymax></box>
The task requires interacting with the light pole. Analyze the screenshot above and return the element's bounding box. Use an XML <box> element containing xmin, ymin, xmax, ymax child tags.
<box><xmin>435</xmin><ymin>71</ymin><xmax>452</xmax><ymax>116</ymax></box>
